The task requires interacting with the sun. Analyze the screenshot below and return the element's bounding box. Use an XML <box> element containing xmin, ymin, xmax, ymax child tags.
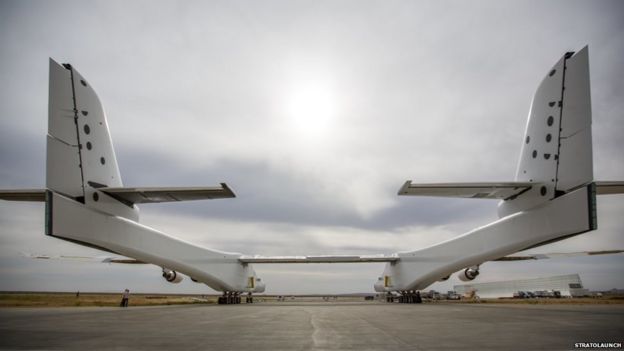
<box><xmin>284</xmin><ymin>79</ymin><xmax>337</xmax><ymax>139</ymax></box>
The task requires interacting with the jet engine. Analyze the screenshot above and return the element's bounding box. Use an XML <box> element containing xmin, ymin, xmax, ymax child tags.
<box><xmin>253</xmin><ymin>279</ymin><xmax>266</xmax><ymax>293</ymax></box>
<box><xmin>374</xmin><ymin>277</ymin><xmax>386</xmax><ymax>292</ymax></box>
<box><xmin>458</xmin><ymin>266</ymin><xmax>480</xmax><ymax>282</ymax></box>
<box><xmin>162</xmin><ymin>269</ymin><xmax>183</xmax><ymax>283</ymax></box>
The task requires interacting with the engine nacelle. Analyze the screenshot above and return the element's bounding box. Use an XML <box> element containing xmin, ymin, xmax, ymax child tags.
<box><xmin>162</xmin><ymin>269</ymin><xmax>183</xmax><ymax>284</ymax></box>
<box><xmin>458</xmin><ymin>266</ymin><xmax>480</xmax><ymax>282</ymax></box>
<box><xmin>253</xmin><ymin>280</ymin><xmax>266</xmax><ymax>293</ymax></box>
<box><xmin>374</xmin><ymin>277</ymin><xmax>387</xmax><ymax>292</ymax></box>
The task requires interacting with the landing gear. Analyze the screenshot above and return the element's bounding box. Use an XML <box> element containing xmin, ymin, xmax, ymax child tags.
<box><xmin>388</xmin><ymin>290</ymin><xmax>422</xmax><ymax>303</ymax></box>
<box><xmin>386</xmin><ymin>292</ymin><xmax>393</xmax><ymax>303</ymax></box>
<box><xmin>218</xmin><ymin>292</ymin><xmax>252</xmax><ymax>304</ymax></box>
<box><xmin>218</xmin><ymin>292</ymin><xmax>239</xmax><ymax>304</ymax></box>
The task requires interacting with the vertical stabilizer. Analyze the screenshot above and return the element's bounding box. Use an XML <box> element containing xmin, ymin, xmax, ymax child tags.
<box><xmin>46</xmin><ymin>59</ymin><xmax>137</xmax><ymax>220</ymax></box>
<box><xmin>500</xmin><ymin>47</ymin><xmax>593</xmax><ymax>216</ymax></box>
<box><xmin>47</xmin><ymin>59</ymin><xmax>84</xmax><ymax>199</ymax></box>
<box><xmin>556</xmin><ymin>46</ymin><xmax>593</xmax><ymax>193</ymax></box>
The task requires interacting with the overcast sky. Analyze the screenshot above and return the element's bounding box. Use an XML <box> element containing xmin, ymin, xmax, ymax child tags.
<box><xmin>0</xmin><ymin>0</ymin><xmax>623</xmax><ymax>294</ymax></box>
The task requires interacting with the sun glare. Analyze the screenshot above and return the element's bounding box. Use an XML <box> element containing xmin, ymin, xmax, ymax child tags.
<box><xmin>285</xmin><ymin>79</ymin><xmax>337</xmax><ymax>139</ymax></box>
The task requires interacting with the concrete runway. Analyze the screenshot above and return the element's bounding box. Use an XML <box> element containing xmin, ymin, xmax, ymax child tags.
<box><xmin>1</xmin><ymin>302</ymin><xmax>622</xmax><ymax>350</ymax></box>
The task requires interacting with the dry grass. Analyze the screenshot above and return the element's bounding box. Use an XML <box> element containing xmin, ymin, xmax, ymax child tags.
<box><xmin>0</xmin><ymin>293</ymin><xmax>217</xmax><ymax>307</ymax></box>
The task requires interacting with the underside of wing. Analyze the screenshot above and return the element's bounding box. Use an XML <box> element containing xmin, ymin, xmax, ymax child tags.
<box><xmin>101</xmin><ymin>257</ymin><xmax>146</xmax><ymax>264</ymax></box>
<box><xmin>22</xmin><ymin>253</ymin><xmax>145</xmax><ymax>264</ymax></box>
<box><xmin>99</xmin><ymin>183</ymin><xmax>235</xmax><ymax>204</ymax></box>
<box><xmin>596</xmin><ymin>181</ymin><xmax>624</xmax><ymax>195</ymax></box>
<box><xmin>239</xmin><ymin>255</ymin><xmax>400</xmax><ymax>264</ymax></box>
<box><xmin>398</xmin><ymin>181</ymin><xmax>534</xmax><ymax>200</ymax></box>
<box><xmin>0</xmin><ymin>189</ymin><xmax>46</xmax><ymax>201</ymax></box>
<box><xmin>494</xmin><ymin>250</ymin><xmax>624</xmax><ymax>261</ymax></box>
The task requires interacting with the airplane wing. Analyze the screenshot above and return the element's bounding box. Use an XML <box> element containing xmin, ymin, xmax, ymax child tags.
<box><xmin>99</xmin><ymin>183</ymin><xmax>235</xmax><ymax>204</ymax></box>
<box><xmin>239</xmin><ymin>255</ymin><xmax>400</xmax><ymax>264</ymax></box>
<box><xmin>24</xmin><ymin>252</ymin><xmax>398</xmax><ymax>265</ymax></box>
<box><xmin>21</xmin><ymin>253</ymin><xmax>145</xmax><ymax>264</ymax></box>
<box><xmin>101</xmin><ymin>257</ymin><xmax>146</xmax><ymax>264</ymax></box>
<box><xmin>0</xmin><ymin>189</ymin><xmax>45</xmax><ymax>201</ymax></box>
<box><xmin>494</xmin><ymin>250</ymin><xmax>624</xmax><ymax>261</ymax></box>
<box><xmin>595</xmin><ymin>181</ymin><xmax>624</xmax><ymax>195</ymax></box>
<box><xmin>397</xmin><ymin>181</ymin><xmax>534</xmax><ymax>200</ymax></box>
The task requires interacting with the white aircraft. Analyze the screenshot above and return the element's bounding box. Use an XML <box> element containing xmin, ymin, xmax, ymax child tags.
<box><xmin>370</xmin><ymin>46</ymin><xmax>624</xmax><ymax>297</ymax></box>
<box><xmin>1</xmin><ymin>46</ymin><xmax>622</xmax><ymax>303</ymax></box>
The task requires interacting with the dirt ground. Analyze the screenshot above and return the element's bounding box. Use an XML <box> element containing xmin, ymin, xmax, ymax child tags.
<box><xmin>1</xmin><ymin>292</ymin><xmax>622</xmax><ymax>307</ymax></box>
<box><xmin>0</xmin><ymin>292</ymin><xmax>217</xmax><ymax>307</ymax></box>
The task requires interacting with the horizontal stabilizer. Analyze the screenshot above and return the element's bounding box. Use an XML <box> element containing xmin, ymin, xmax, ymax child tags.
<box><xmin>0</xmin><ymin>189</ymin><xmax>45</xmax><ymax>202</ymax></box>
<box><xmin>494</xmin><ymin>250</ymin><xmax>624</xmax><ymax>261</ymax></box>
<box><xmin>596</xmin><ymin>181</ymin><xmax>624</xmax><ymax>195</ymax></box>
<box><xmin>99</xmin><ymin>183</ymin><xmax>235</xmax><ymax>204</ymax></box>
<box><xmin>239</xmin><ymin>255</ymin><xmax>400</xmax><ymax>264</ymax></box>
<box><xmin>398</xmin><ymin>181</ymin><xmax>534</xmax><ymax>200</ymax></box>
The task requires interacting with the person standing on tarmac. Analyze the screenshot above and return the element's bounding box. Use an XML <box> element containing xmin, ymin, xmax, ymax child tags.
<box><xmin>120</xmin><ymin>289</ymin><xmax>130</xmax><ymax>307</ymax></box>
<box><xmin>415</xmin><ymin>291</ymin><xmax>422</xmax><ymax>303</ymax></box>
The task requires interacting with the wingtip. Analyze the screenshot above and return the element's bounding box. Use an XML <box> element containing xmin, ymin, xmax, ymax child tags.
<box><xmin>220</xmin><ymin>182</ymin><xmax>236</xmax><ymax>198</ymax></box>
<box><xmin>397</xmin><ymin>180</ymin><xmax>412</xmax><ymax>196</ymax></box>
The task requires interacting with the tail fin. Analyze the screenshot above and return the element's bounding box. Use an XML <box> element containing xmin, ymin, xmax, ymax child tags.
<box><xmin>553</xmin><ymin>46</ymin><xmax>593</xmax><ymax>192</ymax></box>
<box><xmin>504</xmin><ymin>46</ymin><xmax>593</xmax><ymax>214</ymax></box>
<box><xmin>47</xmin><ymin>59</ymin><xmax>137</xmax><ymax>220</ymax></box>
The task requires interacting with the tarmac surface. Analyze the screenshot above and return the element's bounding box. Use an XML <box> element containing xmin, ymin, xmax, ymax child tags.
<box><xmin>0</xmin><ymin>302</ymin><xmax>623</xmax><ymax>350</ymax></box>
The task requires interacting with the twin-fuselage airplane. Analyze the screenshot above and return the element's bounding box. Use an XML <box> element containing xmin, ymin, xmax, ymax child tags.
<box><xmin>1</xmin><ymin>46</ymin><xmax>623</xmax><ymax>303</ymax></box>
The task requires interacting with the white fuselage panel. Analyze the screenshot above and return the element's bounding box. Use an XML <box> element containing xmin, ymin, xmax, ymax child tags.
<box><xmin>378</xmin><ymin>186</ymin><xmax>592</xmax><ymax>292</ymax></box>
<box><xmin>49</xmin><ymin>192</ymin><xmax>258</xmax><ymax>292</ymax></box>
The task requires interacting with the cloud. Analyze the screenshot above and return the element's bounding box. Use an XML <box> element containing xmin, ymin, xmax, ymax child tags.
<box><xmin>0</xmin><ymin>0</ymin><xmax>623</xmax><ymax>294</ymax></box>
